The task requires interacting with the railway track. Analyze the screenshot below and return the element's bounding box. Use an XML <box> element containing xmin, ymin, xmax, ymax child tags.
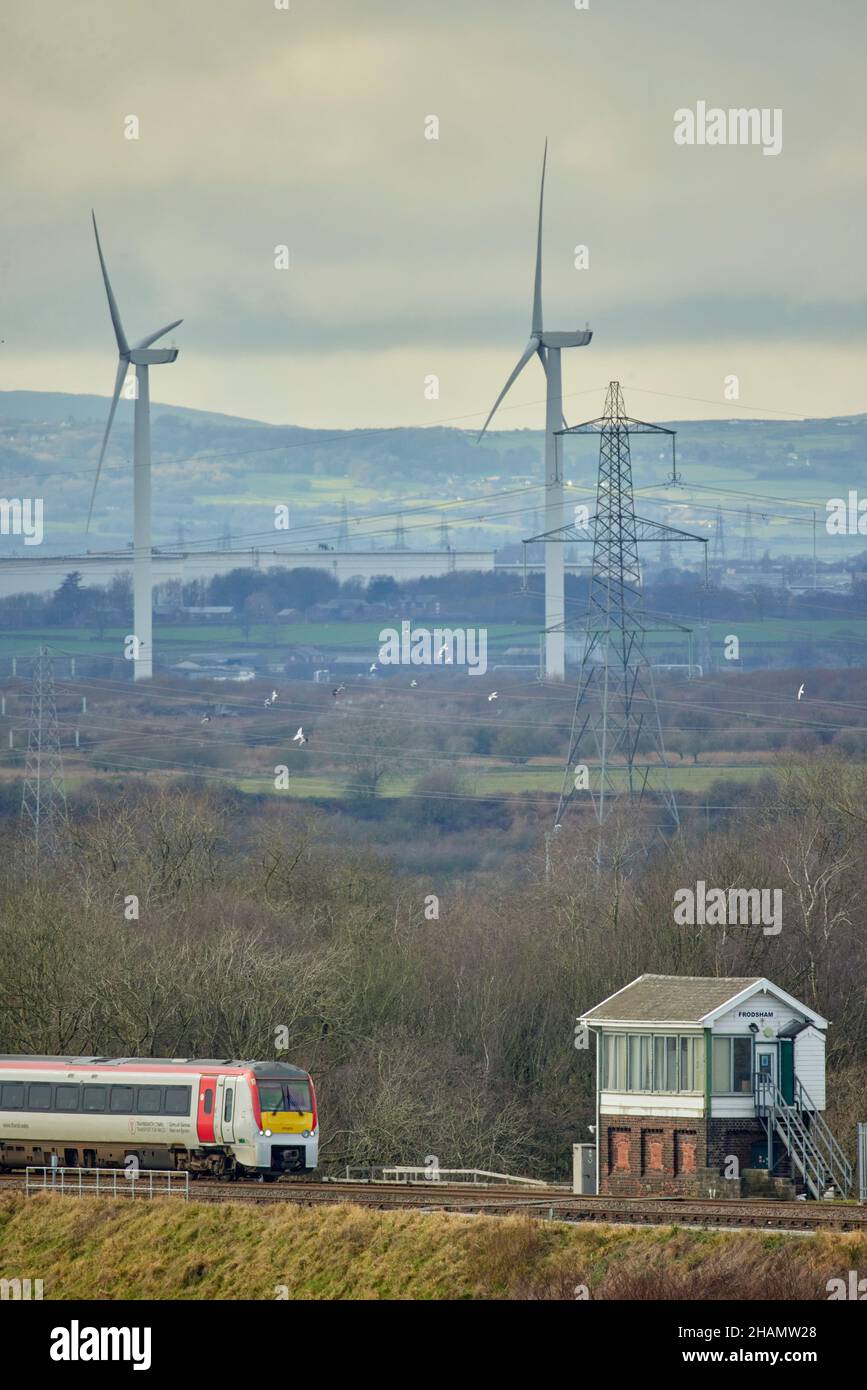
<box><xmin>3</xmin><ymin>1170</ymin><xmax>865</xmax><ymax>1231</ymax></box>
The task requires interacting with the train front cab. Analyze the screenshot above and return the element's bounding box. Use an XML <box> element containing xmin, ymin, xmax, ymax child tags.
<box><xmin>251</xmin><ymin>1072</ymin><xmax>318</xmax><ymax>1176</ymax></box>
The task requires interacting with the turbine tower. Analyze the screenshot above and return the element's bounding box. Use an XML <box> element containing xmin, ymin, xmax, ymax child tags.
<box><xmin>87</xmin><ymin>214</ymin><xmax>182</xmax><ymax>681</ymax></box>
<box><xmin>478</xmin><ymin>141</ymin><xmax>592</xmax><ymax>680</ymax></box>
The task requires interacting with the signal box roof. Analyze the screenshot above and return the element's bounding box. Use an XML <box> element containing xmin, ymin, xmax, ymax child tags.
<box><xmin>580</xmin><ymin>975</ymin><xmax>827</xmax><ymax>1029</ymax></box>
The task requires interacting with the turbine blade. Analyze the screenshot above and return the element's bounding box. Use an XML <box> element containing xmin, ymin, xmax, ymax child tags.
<box><xmin>86</xmin><ymin>359</ymin><xmax>127</xmax><ymax>533</ymax></box>
<box><xmin>532</xmin><ymin>140</ymin><xmax>547</xmax><ymax>336</ymax></box>
<box><xmin>133</xmin><ymin>319</ymin><xmax>183</xmax><ymax>350</ymax></box>
<box><xmin>92</xmin><ymin>212</ymin><xmax>128</xmax><ymax>354</ymax></box>
<box><xmin>477</xmin><ymin>337</ymin><xmax>540</xmax><ymax>440</ymax></box>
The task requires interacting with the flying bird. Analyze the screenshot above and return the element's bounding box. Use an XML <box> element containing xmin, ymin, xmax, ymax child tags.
<box><xmin>797</xmin><ymin>684</ymin><xmax>805</xmax><ymax>701</ymax></box>
<box><xmin>270</xmin><ymin>690</ymin><xmax>278</xmax><ymax>702</ymax></box>
<box><xmin>200</xmin><ymin>713</ymin><xmax>211</xmax><ymax>724</ymax></box>
<box><xmin>488</xmin><ymin>691</ymin><xmax>498</xmax><ymax>701</ymax></box>
<box><xmin>293</xmin><ymin>727</ymin><xmax>308</xmax><ymax>744</ymax></box>
<box><xmin>332</xmin><ymin>684</ymin><xmax>346</xmax><ymax>697</ymax></box>
<box><xmin>369</xmin><ymin>662</ymin><xmax>377</xmax><ymax>673</ymax></box>
<box><xmin>410</xmin><ymin>679</ymin><xmax>418</xmax><ymax>688</ymax></box>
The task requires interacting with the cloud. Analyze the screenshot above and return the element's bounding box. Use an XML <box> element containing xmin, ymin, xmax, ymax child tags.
<box><xmin>0</xmin><ymin>0</ymin><xmax>864</xmax><ymax>424</ymax></box>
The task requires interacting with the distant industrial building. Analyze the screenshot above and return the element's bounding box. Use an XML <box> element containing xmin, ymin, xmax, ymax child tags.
<box><xmin>0</xmin><ymin>548</ymin><xmax>498</xmax><ymax>599</ymax></box>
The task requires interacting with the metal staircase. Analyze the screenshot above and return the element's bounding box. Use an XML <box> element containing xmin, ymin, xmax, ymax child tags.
<box><xmin>755</xmin><ymin>1076</ymin><xmax>854</xmax><ymax>1199</ymax></box>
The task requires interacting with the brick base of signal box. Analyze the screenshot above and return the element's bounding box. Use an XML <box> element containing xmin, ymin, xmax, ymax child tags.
<box><xmin>599</xmin><ymin>1117</ymin><xmax>779</xmax><ymax>1197</ymax></box>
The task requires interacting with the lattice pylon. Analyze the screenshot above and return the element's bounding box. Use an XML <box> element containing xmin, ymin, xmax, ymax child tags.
<box><xmin>20</xmin><ymin>645</ymin><xmax>67</xmax><ymax>855</ymax></box>
<box><xmin>554</xmin><ymin>383</ymin><xmax>681</xmax><ymax>832</ymax></box>
<box><xmin>710</xmin><ymin>505</ymin><xmax>726</xmax><ymax>574</ymax></box>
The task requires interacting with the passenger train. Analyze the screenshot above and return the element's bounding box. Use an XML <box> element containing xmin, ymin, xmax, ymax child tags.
<box><xmin>0</xmin><ymin>1055</ymin><xmax>318</xmax><ymax>1179</ymax></box>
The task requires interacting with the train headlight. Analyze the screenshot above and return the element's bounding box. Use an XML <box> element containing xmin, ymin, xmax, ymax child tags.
<box><xmin>302</xmin><ymin>1130</ymin><xmax>311</xmax><ymax>1139</ymax></box>
<box><xmin>258</xmin><ymin>1128</ymin><xmax>273</xmax><ymax>1138</ymax></box>
<box><xmin>264</xmin><ymin>1129</ymin><xmax>272</xmax><ymax>1138</ymax></box>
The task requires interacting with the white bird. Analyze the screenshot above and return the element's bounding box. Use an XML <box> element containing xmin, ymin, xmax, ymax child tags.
<box><xmin>410</xmin><ymin>679</ymin><xmax>418</xmax><ymax>688</ymax></box>
<box><xmin>369</xmin><ymin>662</ymin><xmax>377</xmax><ymax>673</ymax></box>
<box><xmin>200</xmin><ymin>713</ymin><xmax>211</xmax><ymax>724</ymax></box>
<box><xmin>264</xmin><ymin>698</ymin><xmax>272</xmax><ymax>708</ymax></box>
<box><xmin>488</xmin><ymin>691</ymin><xmax>498</xmax><ymax>701</ymax></box>
<box><xmin>293</xmin><ymin>727</ymin><xmax>308</xmax><ymax>744</ymax></box>
<box><xmin>270</xmin><ymin>689</ymin><xmax>278</xmax><ymax>702</ymax></box>
<box><xmin>797</xmin><ymin>684</ymin><xmax>805</xmax><ymax>700</ymax></box>
<box><xmin>332</xmin><ymin>684</ymin><xmax>346</xmax><ymax>697</ymax></box>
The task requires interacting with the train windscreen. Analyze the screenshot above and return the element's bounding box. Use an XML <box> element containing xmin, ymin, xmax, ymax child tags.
<box><xmin>258</xmin><ymin>1081</ymin><xmax>311</xmax><ymax>1113</ymax></box>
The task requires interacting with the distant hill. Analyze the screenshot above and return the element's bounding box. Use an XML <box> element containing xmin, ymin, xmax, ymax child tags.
<box><xmin>0</xmin><ymin>390</ymin><xmax>268</xmax><ymax>430</ymax></box>
<box><xmin>0</xmin><ymin>390</ymin><xmax>865</xmax><ymax>558</ymax></box>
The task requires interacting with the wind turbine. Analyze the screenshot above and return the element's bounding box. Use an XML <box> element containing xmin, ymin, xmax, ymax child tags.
<box><xmin>478</xmin><ymin>142</ymin><xmax>591</xmax><ymax>681</ymax></box>
<box><xmin>87</xmin><ymin>213</ymin><xmax>182</xmax><ymax>681</ymax></box>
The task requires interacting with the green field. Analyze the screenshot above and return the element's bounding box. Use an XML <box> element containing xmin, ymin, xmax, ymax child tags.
<box><xmin>3</xmin><ymin>616</ymin><xmax>867</xmax><ymax>663</ymax></box>
<box><xmin>232</xmin><ymin>763</ymin><xmax>767</xmax><ymax>800</ymax></box>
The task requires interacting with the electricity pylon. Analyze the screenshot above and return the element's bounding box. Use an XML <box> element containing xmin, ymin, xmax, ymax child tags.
<box><xmin>524</xmin><ymin>383</ymin><xmax>707</xmax><ymax>834</ymax></box>
<box><xmin>337</xmin><ymin>498</ymin><xmax>350</xmax><ymax>549</ymax></box>
<box><xmin>710</xmin><ymin>506</ymin><xmax>727</xmax><ymax>576</ymax></box>
<box><xmin>21</xmin><ymin>645</ymin><xmax>67</xmax><ymax>855</ymax></box>
<box><xmin>741</xmin><ymin>505</ymin><xmax>756</xmax><ymax>565</ymax></box>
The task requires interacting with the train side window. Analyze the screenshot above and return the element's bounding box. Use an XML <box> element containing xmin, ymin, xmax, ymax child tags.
<box><xmin>82</xmin><ymin>1086</ymin><xmax>107</xmax><ymax>1112</ymax></box>
<box><xmin>27</xmin><ymin>1083</ymin><xmax>52</xmax><ymax>1110</ymax></box>
<box><xmin>164</xmin><ymin>1086</ymin><xmax>191</xmax><ymax>1116</ymax></box>
<box><xmin>136</xmin><ymin>1087</ymin><xmax>162</xmax><ymax>1114</ymax></box>
<box><xmin>55</xmin><ymin>1084</ymin><xmax>81</xmax><ymax>1112</ymax></box>
<box><xmin>0</xmin><ymin>1083</ymin><xmax>25</xmax><ymax>1109</ymax></box>
<box><xmin>109</xmin><ymin>1086</ymin><xmax>134</xmax><ymax>1113</ymax></box>
<box><xmin>203</xmin><ymin>1089</ymin><xmax>213</xmax><ymax>1115</ymax></box>
<box><xmin>224</xmin><ymin>1089</ymin><xmax>233</xmax><ymax>1123</ymax></box>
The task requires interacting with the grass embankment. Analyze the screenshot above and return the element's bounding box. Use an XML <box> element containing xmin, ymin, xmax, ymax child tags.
<box><xmin>0</xmin><ymin>1194</ymin><xmax>864</xmax><ymax>1300</ymax></box>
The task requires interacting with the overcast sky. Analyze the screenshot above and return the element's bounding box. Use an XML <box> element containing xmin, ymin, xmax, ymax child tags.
<box><xmin>1</xmin><ymin>0</ymin><xmax>864</xmax><ymax>428</ymax></box>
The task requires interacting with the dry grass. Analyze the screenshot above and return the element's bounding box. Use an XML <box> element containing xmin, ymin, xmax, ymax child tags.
<box><xmin>1</xmin><ymin>1194</ymin><xmax>865</xmax><ymax>1301</ymax></box>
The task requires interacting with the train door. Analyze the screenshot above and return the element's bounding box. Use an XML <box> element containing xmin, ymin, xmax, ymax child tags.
<box><xmin>213</xmin><ymin>1076</ymin><xmax>225</xmax><ymax>1143</ymax></box>
<box><xmin>212</xmin><ymin>1076</ymin><xmax>235</xmax><ymax>1144</ymax></box>
<box><xmin>196</xmin><ymin>1077</ymin><xmax>216</xmax><ymax>1143</ymax></box>
<box><xmin>221</xmin><ymin>1080</ymin><xmax>236</xmax><ymax>1143</ymax></box>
